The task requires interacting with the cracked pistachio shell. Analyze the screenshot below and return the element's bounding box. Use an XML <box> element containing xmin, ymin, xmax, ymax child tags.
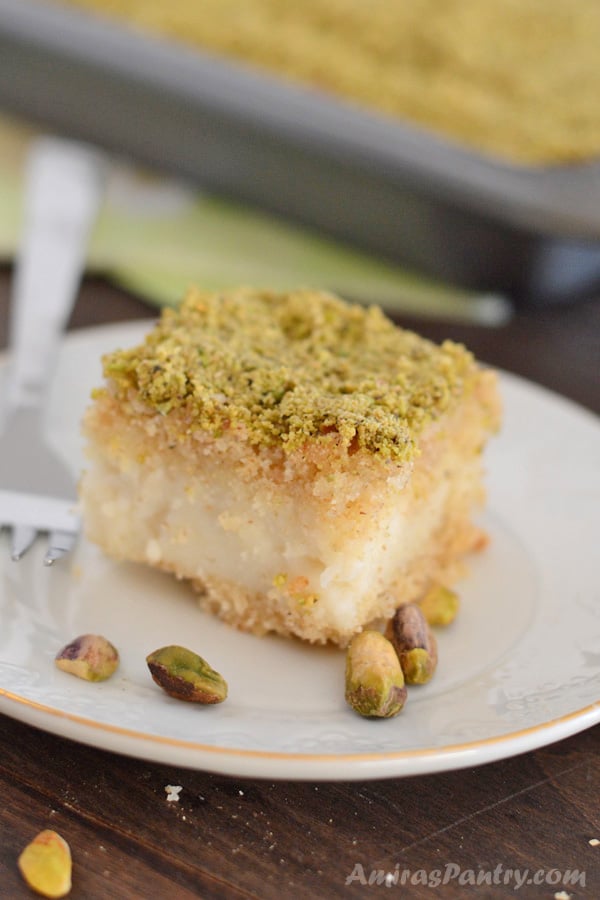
<box><xmin>146</xmin><ymin>645</ymin><xmax>228</xmax><ymax>703</ymax></box>
<box><xmin>385</xmin><ymin>604</ymin><xmax>438</xmax><ymax>684</ymax></box>
<box><xmin>419</xmin><ymin>585</ymin><xmax>460</xmax><ymax>627</ymax></box>
<box><xmin>345</xmin><ymin>630</ymin><xmax>407</xmax><ymax>718</ymax></box>
<box><xmin>55</xmin><ymin>634</ymin><xmax>119</xmax><ymax>682</ymax></box>
<box><xmin>18</xmin><ymin>830</ymin><xmax>72</xmax><ymax>899</ymax></box>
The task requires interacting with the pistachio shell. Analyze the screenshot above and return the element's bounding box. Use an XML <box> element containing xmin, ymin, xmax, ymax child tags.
<box><xmin>18</xmin><ymin>830</ymin><xmax>72</xmax><ymax>898</ymax></box>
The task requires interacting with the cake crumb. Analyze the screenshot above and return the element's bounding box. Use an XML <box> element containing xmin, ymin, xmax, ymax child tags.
<box><xmin>165</xmin><ymin>785</ymin><xmax>183</xmax><ymax>803</ymax></box>
<box><xmin>554</xmin><ymin>892</ymin><xmax>572</xmax><ymax>900</ymax></box>
<box><xmin>589</xmin><ymin>837</ymin><xmax>599</xmax><ymax>846</ymax></box>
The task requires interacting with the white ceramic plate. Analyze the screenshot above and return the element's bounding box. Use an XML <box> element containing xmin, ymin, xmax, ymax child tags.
<box><xmin>1</xmin><ymin>322</ymin><xmax>599</xmax><ymax>781</ymax></box>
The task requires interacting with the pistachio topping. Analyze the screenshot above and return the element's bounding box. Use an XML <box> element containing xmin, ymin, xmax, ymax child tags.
<box><xmin>102</xmin><ymin>288</ymin><xmax>476</xmax><ymax>461</ymax></box>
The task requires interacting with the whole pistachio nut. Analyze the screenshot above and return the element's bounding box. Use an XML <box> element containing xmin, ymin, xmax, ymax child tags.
<box><xmin>385</xmin><ymin>604</ymin><xmax>438</xmax><ymax>684</ymax></box>
<box><xmin>18</xmin><ymin>830</ymin><xmax>72</xmax><ymax>899</ymax></box>
<box><xmin>419</xmin><ymin>584</ymin><xmax>460</xmax><ymax>627</ymax></box>
<box><xmin>55</xmin><ymin>634</ymin><xmax>119</xmax><ymax>682</ymax></box>
<box><xmin>146</xmin><ymin>645</ymin><xmax>228</xmax><ymax>703</ymax></box>
<box><xmin>345</xmin><ymin>630</ymin><xmax>407</xmax><ymax>718</ymax></box>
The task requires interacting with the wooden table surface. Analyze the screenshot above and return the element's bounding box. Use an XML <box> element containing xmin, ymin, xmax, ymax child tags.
<box><xmin>0</xmin><ymin>268</ymin><xmax>598</xmax><ymax>898</ymax></box>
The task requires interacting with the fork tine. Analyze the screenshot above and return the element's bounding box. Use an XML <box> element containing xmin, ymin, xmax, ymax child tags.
<box><xmin>11</xmin><ymin>524</ymin><xmax>38</xmax><ymax>561</ymax></box>
<box><xmin>43</xmin><ymin>530</ymin><xmax>77</xmax><ymax>566</ymax></box>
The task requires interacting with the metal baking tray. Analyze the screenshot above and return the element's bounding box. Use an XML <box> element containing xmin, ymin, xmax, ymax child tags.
<box><xmin>2</xmin><ymin>0</ymin><xmax>600</xmax><ymax>306</ymax></box>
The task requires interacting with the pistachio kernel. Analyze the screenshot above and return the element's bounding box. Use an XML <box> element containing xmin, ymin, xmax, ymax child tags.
<box><xmin>18</xmin><ymin>830</ymin><xmax>72</xmax><ymax>899</ymax></box>
<box><xmin>345</xmin><ymin>630</ymin><xmax>407</xmax><ymax>718</ymax></box>
<box><xmin>400</xmin><ymin>648</ymin><xmax>436</xmax><ymax>684</ymax></box>
<box><xmin>146</xmin><ymin>645</ymin><xmax>228</xmax><ymax>703</ymax></box>
<box><xmin>385</xmin><ymin>604</ymin><xmax>438</xmax><ymax>684</ymax></box>
<box><xmin>419</xmin><ymin>584</ymin><xmax>460</xmax><ymax>627</ymax></box>
<box><xmin>55</xmin><ymin>634</ymin><xmax>119</xmax><ymax>682</ymax></box>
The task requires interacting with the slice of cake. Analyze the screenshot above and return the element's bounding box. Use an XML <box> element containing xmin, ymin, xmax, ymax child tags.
<box><xmin>80</xmin><ymin>288</ymin><xmax>501</xmax><ymax>645</ymax></box>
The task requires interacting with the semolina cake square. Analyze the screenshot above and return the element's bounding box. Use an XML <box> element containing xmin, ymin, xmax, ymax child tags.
<box><xmin>80</xmin><ymin>288</ymin><xmax>501</xmax><ymax>646</ymax></box>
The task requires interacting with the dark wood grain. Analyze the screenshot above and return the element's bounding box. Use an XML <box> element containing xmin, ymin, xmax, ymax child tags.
<box><xmin>0</xmin><ymin>267</ymin><xmax>598</xmax><ymax>898</ymax></box>
<box><xmin>0</xmin><ymin>714</ymin><xmax>598</xmax><ymax>899</ymax></box>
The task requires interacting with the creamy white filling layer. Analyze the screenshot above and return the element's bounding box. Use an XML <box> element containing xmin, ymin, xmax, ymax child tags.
<box><xmin>82</xmin><ymin>449</ymin><xmax>454</xmax><ymax>635</ymax></box>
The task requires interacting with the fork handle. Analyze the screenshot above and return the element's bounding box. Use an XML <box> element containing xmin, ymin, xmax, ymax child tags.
<box><xmin>5</xmin><ymin>137</ymin><xmax>104</xmax><ymax>413</ymax></box>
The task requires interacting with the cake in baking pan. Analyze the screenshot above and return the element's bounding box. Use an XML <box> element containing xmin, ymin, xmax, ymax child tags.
<box><xmin>62</xmin><ymin>0</ymin><xmax>600</xmax><ymax>164</ymax></box>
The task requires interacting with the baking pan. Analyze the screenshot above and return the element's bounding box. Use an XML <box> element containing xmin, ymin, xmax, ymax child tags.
<box><xmin>1</xmin><ymin>0</ymin><xmax>600</xmax><ymax>306</ymax></box>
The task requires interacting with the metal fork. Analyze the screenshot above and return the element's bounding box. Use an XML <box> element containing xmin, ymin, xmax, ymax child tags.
<box><xmin>0</xmin><ymin>137</ymin><xmax>104</xmax><ymax>564</ymax></box>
